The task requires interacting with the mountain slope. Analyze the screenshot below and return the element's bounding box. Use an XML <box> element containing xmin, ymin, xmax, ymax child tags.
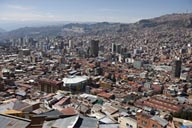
<box><xmin>0</xmin><ymin>13</ymin><xmax>192</xmax><ymax>39</ymax></box>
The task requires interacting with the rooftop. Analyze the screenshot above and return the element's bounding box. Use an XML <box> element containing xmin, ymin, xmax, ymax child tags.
<box><xmin>151</xmin><ymin>116</ymin><xmax>168</xmax><ymax>127</ymax></box>
<box><xmin>0</xmin><ymin>114</ymin><xmax>31</xmax><ymax>128</ymax></box>
<box><xmin>63</xmin><ymin>75</ymin><xmax>89</xmax><ymax>85</ymax></box>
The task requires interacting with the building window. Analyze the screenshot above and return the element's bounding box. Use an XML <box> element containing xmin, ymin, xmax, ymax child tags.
<box><xmin>152</xmin><ymin>124</ymin><xmax>158</xmax><ymax>128</ymax></box>
<box><xmin>126</xmin><ymin>123</ymin><xmax>133</xmax><ymax>128</ymax></box>
<box><xmin>142</xmin><ymin>121</ymin><xmax>147</xmax><ymax>126</ymax></box>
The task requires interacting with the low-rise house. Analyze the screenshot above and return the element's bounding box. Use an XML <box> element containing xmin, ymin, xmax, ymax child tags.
<box><xmin>39</xmin><ymin>79</ymin><xmax>63</xmax><ymax>93</ymax></box>
<box><xmin>97</xmin><ymin>92</ymin><xmax>115</xmax><ymax>99</ymax></box>
<box><xmin>102</xmin><ymin>103</ymin><xmax>119</xmax><ymax>116</ymax></box>
<box><xmin>77</xmin><ymin>103</ymin><xmax>90</xmax><ymax>115</ymax></box>
<box><xmin>60</xmin><ymin>107</ymin><xmax>78</xmax><ymax>116</ymax></box>
<box><xmin>42</xmin><ymin>115</ymin><xmax>98</xmax><ymax>128</ymax></box>
<box><xmin>137</xmin><ymin>112</ymin><xmax>168</xmax><ymax>128</ymax></box>
<box><xmin>135</xmin><ymin>96</ymin><xmax>183</xmax><ymax>113</ymax></box>
<box><xmin>118</xmin><ymin>116</ymin><xmax>137</xmax><ymax>128</ymax></box>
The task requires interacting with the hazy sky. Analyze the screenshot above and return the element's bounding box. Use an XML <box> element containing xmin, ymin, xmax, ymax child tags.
<box><xmin>0</xmin><ymin>0</ymin><xmax>191</xmax><ymax>30</ymax></box>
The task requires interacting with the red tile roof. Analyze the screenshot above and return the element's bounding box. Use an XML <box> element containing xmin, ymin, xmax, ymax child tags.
<box><xmin>39</xmin><ymin>79</ymin><xmax>63</xmax><ymax>86</ymax></box>
<box><xmin>60</xmin><ymin>107</ymin><xmax>78</xmax><ymax>116</ymax></box>
<box><xmin>97</xmin><ymin>92</ymin><xmax>114</xmax><ymax>99</ymax></box>
<box><xmin>54</xmin><ymin>97</ymin><xmax>70</xmax><ymax>106</ymax></box>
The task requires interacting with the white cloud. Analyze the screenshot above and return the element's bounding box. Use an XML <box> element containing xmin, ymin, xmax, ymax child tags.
<box><xmin>0</xmin><ymin>4</ymin><xmax>143</xmax><ymax>23</ymax></box>
<box><xmin>0</xmin><ymin>12</ymin><xmax>56</xmax><ymax>21</ymax></box>
<box><xmin>0</xmin><ymin>2</ymin><xmax>143</xmax><ymax>23</ymax></box>
<box><xmin>97</xmin><ymin>8</ymin><xmax>122</xmax><ymax>13</ymax></box>
<box><xmin>0</xmin><ymin>17</ymin><xmax>8</xmax><ymax>20</ymax></box>
<box><xmin>46</xmin><ymin>13</ymin><xmax>55</xmax><ymax>18</ymax></box>
<box><xmin>6</xmin><ymin>4</ymin><xmax>33</xmax><ymax>11</ymax></box>
<box><xmin>0</xmin><ymin>11</ymin><xmax>143</xmax><ymax>23</ymax></box>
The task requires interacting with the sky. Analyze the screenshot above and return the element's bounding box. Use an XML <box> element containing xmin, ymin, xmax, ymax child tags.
<box><xmin>0</xmin><ymin>0</ymin><xmax>191</xmax><ymax>30</ymax></box>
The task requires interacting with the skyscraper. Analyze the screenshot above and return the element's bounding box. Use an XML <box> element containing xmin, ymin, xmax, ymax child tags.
<box><xmin>18</xmin><ymin>37</ymin><xmax>24</xmax><ymax>48</ymax></box>
<box><xmin>112</xmin><ymin>43</ymin><xmax>116</xmax><ymax>53</ymax></box>
<box><xmin>172</xmin><ymin>59</ymin><xmax>182</xmax><ymax>78</ymax></box>
<box><xmin>116</xmin><ymin>44</ymin><xmax>121</xmax><ymax>54</ymax></box>
<box><xmin>18</xmin><ymin>49</ymin><xmax>23</xmax><ymax>62</ymax></box>
<box><xmin>69</xmin><ymin>40</ymin><xmax>73</xmax><ymax>49</ymax></box>
<box><xmin>89</xmin><ymin>40</ymin><xmax>99</xmax><ymax>57</ymax></box>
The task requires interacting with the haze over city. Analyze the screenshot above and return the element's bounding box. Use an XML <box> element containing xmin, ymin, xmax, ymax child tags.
<box><xmin>0</xmin><ymin>0</ymin><xmax>192</xmax><ymax>128</ymax></box>
<box><xmin>0</xmin><ymin>0</ymin><xmax>191</xmax><ymax>30</ymax></box>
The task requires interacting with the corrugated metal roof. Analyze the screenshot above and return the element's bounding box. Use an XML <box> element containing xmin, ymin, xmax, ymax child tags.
<box><xmin>151</xmin><ymin>116</ymin><xmax>168</xmax><ymax>127</ymax></box>
<box><xmin>99</xmin><ymin>116</ymin><xmax>116</xmax><ymax>124</ymax></box>
<box><xmin>38</xmin><ymin>109</ymin><xmax>64</xmax><ymax>117</ymax></box>
<box><xmin>75</xmin><ymin>116</ymin><xmax>98</xmax><ymax>128</ymax></box>
<box><xmin>102</xmin><ymin>103</ymin><xmax>118</xmax><ymax>115</ymax></box>
<box><xmin>0</xmin><ymin>102</ymin><xmax>14</xmax><ymax>113</ymax></box>
<box><xmin>13</xmin><ymin>101</ymin><xmax>30</xmax><ymax>111</ymax></box>
<box><xmin>0</xmin><ymin>114</ymin><xmax>31</xmax><ymax>128</ymax></box>
<box><xmin>42</xmin><ymin>115</ymin><xmax>79</xmax><ymax>128</ymax></box>
<box><xmin>99</xmin><ymin>124</ymin><xmax>119</xmax><ymax>128</ymax></box>
<box><xmin>53</xmin><ymin>115</ymin><xmax>79</xmax><ymax>128</ymax></box>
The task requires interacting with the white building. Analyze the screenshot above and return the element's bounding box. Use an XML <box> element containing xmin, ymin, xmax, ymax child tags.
<box><xmin>118</xmin><ymin>116</ymin><xmax>137</xmax><ymax>128</ymax></box>
<box><xmin>62</xmin><ymin>75</ymin><xmax>89</xmax><ymax>91</ymax></box>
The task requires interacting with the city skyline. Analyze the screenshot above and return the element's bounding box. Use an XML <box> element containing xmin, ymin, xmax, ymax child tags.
<box><xmin>0</xmin><ymin>0</ymin><xmax>192</xmax><ymax>127</ymax></box>
<box><xmin>0</xmin><ymin>0</ymin><xmax>191</xmax><ymax>30</ymax></box>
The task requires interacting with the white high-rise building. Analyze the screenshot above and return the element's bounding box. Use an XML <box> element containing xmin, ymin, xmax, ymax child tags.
<box><xmin>69</xmin><ymin>40</ymin><xmax>73</xmax><ymax>49</ymax></box>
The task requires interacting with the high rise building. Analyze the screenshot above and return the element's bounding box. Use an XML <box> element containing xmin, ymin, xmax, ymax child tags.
<box><xmin>187</xmin><ymin>43</ymin><xmax>191</xmax><ymax>55</ymax></box>
<box><xmin>60</xmin><ymin>41</ymin><xmax>64</xmax><ymax>50</ymax></box>
<box><xmin>116</xmin><ymin>44</ymin><xmax>121</xmax><ymax>54</ymax></box>
<box><xmin>18</xmin><ymin>37</ymin><xmax>23</xmax><ymax>48</ymax></box>
<box><xmin>172</xmin><ymin>59</ymin><xmax>182</xmax><ymax>78</ymax></box>
<box><xmin>18</xmin><ymin>49</ymin><xmax>23</xmax><ymax>62</ymax></box>
<box><xmin>69</xmin><ymin>40</ymin><xmax>73</xmax><ymax>49</ymax></box>
<box><xmin>89</xmin><ymin>40</ymin><xmax>99</xmax><ymax>57</ymax></box>
<box><xmin>111</xmin><ymin>43</ymin><xmax>116</xmax><ymax>53</ymax></box>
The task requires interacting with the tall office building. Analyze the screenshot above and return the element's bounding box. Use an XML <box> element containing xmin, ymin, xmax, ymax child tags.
<box><xmin>112</xmin><ymin>43</ymin><xmax>116</xmax><ymax>53</ymax></box>
<box><xmin>172</xmin><ymin>59</ymin><xmax>182</xmax><ymax>78</ymax></box>
<box><xmin>60</xmin><ymin>41</ymin><xmax>64</xmax><ymax>50</ymax></box>
<box><xmin>89</xmin><ymin>40</ymin><xmax>99</xmax><ymax>57</ymax></box>
<box><xmin>187</xmin><ymin>43</ymin><xmax>191</xmax><ymax>55</ymax></box>
<box><xmin>69</xmin><ymin>40</ymin><xmax>73</xmax><ymax>49</ymax></box>
<box><xmin>18</xmin><ymin>37</ymin><xmax>24</xmax><ymax>48</ymax></box>
<box><xmin>116</xmin><ymin>44</ymin><xmax>121</xmax><ymax>54</ymax></box>
<box><xmin>18</xmin><ymin>49</ymin><xmax>23</xmax><ymax>62</ymax></box>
